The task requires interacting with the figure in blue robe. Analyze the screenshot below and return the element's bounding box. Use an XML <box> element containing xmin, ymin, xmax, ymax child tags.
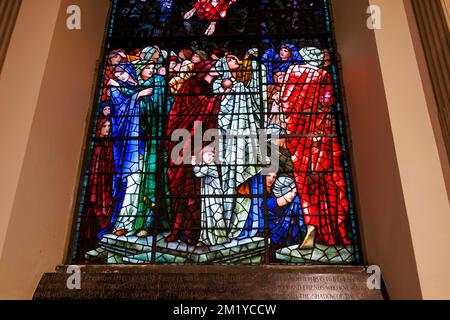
<box><xmin>236</xmin><ymin>174</ymin><xmax>265</xmax><ymax>239</ymax></box>
<box><xmin>261</xmin><ymin>43</ymin><xmax>302</xmax><ymax>84</ymax></box>
<box><xmin>268</xmin><ymin>177</ymin><xmax>306</xmax><ymax>247</ymax></box>
<box><xmin>237</xmin><ymin>174</ymin><xmax>305</xmax><ymax>247</ymax></box>
<box><xmin>237</xmin><ymin>125</ymin><xmax>297</xmax><ymax>241</ymax></box>
<box><xmin>108</xmin><ymin>63</ymin><xmax>144</xmax><ymax>235</ymax></box>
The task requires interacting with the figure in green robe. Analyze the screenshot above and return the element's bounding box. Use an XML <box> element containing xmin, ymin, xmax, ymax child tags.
<box><xmin>134</xmin><ymin>60</ymin><xmax>173</xmax><ymax>236</ymax></box>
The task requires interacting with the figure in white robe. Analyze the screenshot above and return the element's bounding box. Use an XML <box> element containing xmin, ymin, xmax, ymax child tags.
<box><xmin>193</xmin><ymin>147</ymin><xmax>229</xmax><ymax>246</ymax></box>
<box><xmin>213</xmin><ymin>55</ymin><xmax>267</xmax><ymax>239</ymax></box>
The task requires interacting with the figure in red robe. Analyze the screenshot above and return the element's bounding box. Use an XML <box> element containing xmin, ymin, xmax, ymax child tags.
<box><xmin>77</xmin><ymin>117</ymin><xmax>115</xmax><ymax>258</ymax></box>
<box><xmin>184</xmin><ymin>0</ymin><xmax>238</xmax><ymax>35</ymax></box>
<box><xmin>280</xmin><ymin>47</ymin><xmax>352</xmax><ymax>249</ymax></box>
<box><xmin>165</xmin><ymin>59</ymin><xmax>221</xmax><ymax>244</ymax></box>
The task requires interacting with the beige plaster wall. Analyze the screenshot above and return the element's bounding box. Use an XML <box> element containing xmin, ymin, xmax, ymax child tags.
<box><xmin>367</xmin><ymin>0</ymin><xmax>450</xmax><ymax>299</ymax></box>
<box><xmin>403</xmin><ymin>0</ymin><xmax>450</xmax><ymax>198</ymax></box>
<box><xmin>333</xmin><ymin>0</ymin><xmax>450</xmax><ymax>300</ymax></box>
<box><xmin>0</xmin><ymin>0</ymin><xmax>109</xmax><ymax>299</ymax></box>
<box><xmin>442</xmin><ymin>0</ymin><xmax>450</xmax><ymax>29</ymax></box>
<box><xmin>0</xmin><ymin>0</ymin><xmax>61</xmax><ymax>263</ymax></box>
<box><xmin>331</xmin><ymin>0</ymin><xmax>423</xmax><ymax>300</ymax></box>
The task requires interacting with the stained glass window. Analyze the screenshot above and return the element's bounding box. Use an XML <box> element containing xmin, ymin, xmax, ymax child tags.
<box><xmin>71</xmin><ymin>0</ymin><xmax>361</xmax><ymax>265</ymax></box>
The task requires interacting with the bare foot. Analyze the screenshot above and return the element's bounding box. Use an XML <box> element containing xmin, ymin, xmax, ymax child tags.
<box><xmin>184</xmin><ymin>8</ymin><xmax>196</xmax><ymax>20</ymax></box>
<box><xmin>299</xmin><ymin>225</ymin><xmax>316</xmax><ymax>249</ymax></box>
<box><xmin>205</xmin><ymin>22</ymin><xmax>217</xmax><ymax>36</ymax></box>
